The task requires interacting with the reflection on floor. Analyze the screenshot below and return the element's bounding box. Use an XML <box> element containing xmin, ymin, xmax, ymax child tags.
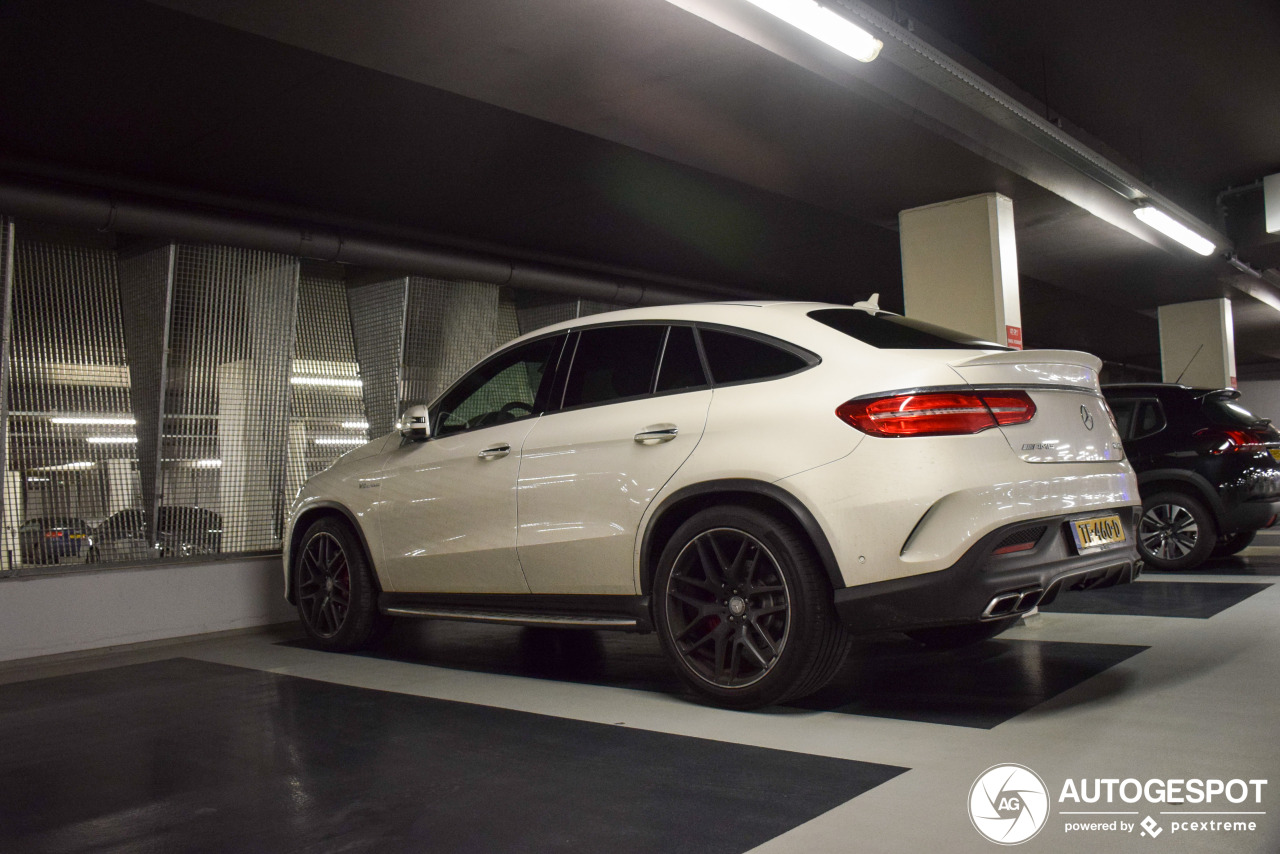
<box><xmin>1040</xmin><ymin>579</ymin><xmax>1269</xmax><ymax>618</ymax></box>
<box><xmin>0</xmin><ymin>659</ymin><xmax>905</xmax><ymax>854</ymax></box>
<box><xmin>286</xmin><ymin>630</ymin><xmax>1147</xmax><ymax>730</ymax></box>
<box><xmin>794</xmin><ymin>638</ymin><xmax>1146</xmax><ymax>728</ymax></box>
<box><xmin>4</xmin><ymin>546</ymin><xmax>1279</xmax><ymax>853</ymax></box>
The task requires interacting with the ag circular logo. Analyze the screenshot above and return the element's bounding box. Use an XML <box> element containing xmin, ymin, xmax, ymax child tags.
<box><xmin>969</xmin><ymin>764</ymin><xmax>1051</xmax><ymax>845</ymax></box>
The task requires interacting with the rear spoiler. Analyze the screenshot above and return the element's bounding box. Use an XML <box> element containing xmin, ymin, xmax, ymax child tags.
<box><xmin>950</xmin><ymin>349</ymin><xmax>1103</xmax><ymax>372</ymax></box>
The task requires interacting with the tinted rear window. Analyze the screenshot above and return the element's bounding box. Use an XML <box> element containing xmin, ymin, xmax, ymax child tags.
<box><xmin>808</xmin><ymin>308</ymin><xmax>1002</xmax><ymax>350</ymax></box>
<box><xmin>1202</xmin><ymin>395</ymin><xmax>1267</xmax><ymax>428</ymax></box>
<box><xmin>699</xmin><ymin>329</ymin><xmax>809</xmax><ymax>384</ymax></box>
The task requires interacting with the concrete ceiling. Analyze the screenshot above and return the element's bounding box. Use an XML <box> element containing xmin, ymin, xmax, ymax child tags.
<box><xmin>1</xmin><ymin>0</ymin><xmax>1278</xmax><ymax>373</ymax></box>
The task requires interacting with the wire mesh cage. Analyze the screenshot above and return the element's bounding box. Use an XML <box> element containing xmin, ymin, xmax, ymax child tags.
<box><xmin>0</xmin><ymin>218</ymin><xmax>637</xmax><ymax>576</ymax></box>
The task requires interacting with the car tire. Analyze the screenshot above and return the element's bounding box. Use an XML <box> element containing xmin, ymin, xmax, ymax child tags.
<box><xmin>293</xmin><ymin>517</ymin><xmax>391</xmax><ymax>651</ymax></box>
<box><xmin>1211</xmin><ymin>530</ymin><xmax>1256</xmax><ymax>558</ymax></box>
<box><xmin>906</xmin><ymin>616</ymin><xmax>1019</xmax><ymax>650</ymax></box>
<box><xmin>653</xmin><ymin>506</ymin><xmax>852</xmax><ymax>710</ymax></box>
<box><xmin>1137</xmin><ymin>491</ymin><xmax>1217</xmax><ymax>571</ymax></box>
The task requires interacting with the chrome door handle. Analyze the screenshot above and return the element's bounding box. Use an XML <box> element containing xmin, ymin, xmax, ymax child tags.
<box><xmin>634</xmin><ymin>424</ymin><xmax>679</xmax><ymax>445</ymax></box>
<box><xmin>478</xmin><ymin>443</ymin><xmax>511</xmax><ymax>460</ymax></box>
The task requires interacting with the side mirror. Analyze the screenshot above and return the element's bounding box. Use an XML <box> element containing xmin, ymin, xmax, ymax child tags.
<box><xmin>398</xmin><ymin>404</ymin><xmax>431</xmax><ymax>441</ymax></box>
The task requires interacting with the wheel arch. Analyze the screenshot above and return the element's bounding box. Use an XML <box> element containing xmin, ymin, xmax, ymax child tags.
<box><xmin>286</xmin><ymin>502</ymin><xmax>377</xmax><ymax>605</ymax></box>
<box><xmin>1136</xmin><ymin>470</ymin><xmax>1225</xmax><ymax>525</ymax></box>
<box><xmin>639</xmin><ymin>479</ymin><xmax>844</xmax><ymax>595</ymax></box>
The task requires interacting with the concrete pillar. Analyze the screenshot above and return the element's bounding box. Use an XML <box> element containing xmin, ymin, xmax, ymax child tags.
<box><xmin>0</xmin><ymin>218</ymin><xmax>13</xmax><ymax>572</ymax></box>
<box><xmin>217</xmin><ymin>361</ymin><xmax>276</xmax><ymax>552</ymax></box>
<box><xmin>116</xmin><ymin>242</ymin><xmax>175</xmax><ymax>548</ymax></box>
<box><xmin>1158</xmin><ymin>298</ymin><xmax>1236</xmax><ymax>388</ymax></box>
<box><xmin>285</xmin><ymin>421</ymin><xmax>308</xmax><ymax>510</ymax></box>
<box><xmin>899</xmin><ymin>193</ymin><xmax>1023</xmax><ymax>348</ymax></box>
<box><xmin>2</xmin><ymin>468</ymin><xmax>21</xmax><ymax>570</ymax></box>
<box><xmin>104</xmin><ymin>459</ymin><xmax>139</xmax><ymax>516</ymax></box>
<box><xmin>347</xmin><ymin>278</ymin><xmax>408</xmax><ymax>438</ymax></box>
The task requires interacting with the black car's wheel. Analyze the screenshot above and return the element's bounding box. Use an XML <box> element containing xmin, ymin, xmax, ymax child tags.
<box><xmin>653</xmin><ymin>506</ymin><xmax>851</xmax><ymax>710</ymax></box>
<box><xmin>907</xmin><ymin>616</ymin><xmax>1019</xmax><ymax>650</ymax></box>
<box><xmin>1211</xmin><ymin>530</ymin><xmax>1256</xmax><ymax>558</ymax></box>
<box><xmin>1137</xmin><ymin>491</ymin><xmax>1216</xmax><ymax>571</ymax></box>
<box><xmin>294</xmin><ymin>517</ymin><xmax>390</xmax><ymax>650</ymax></box>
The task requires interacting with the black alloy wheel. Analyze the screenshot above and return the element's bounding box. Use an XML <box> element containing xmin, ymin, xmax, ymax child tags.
<box><xmin>294</xmin><ymin>517</ymin><xmax>390</xmax><ymax>650</ymax></box>
<box><xmin>297</xmin><ymin>531</ymin><xmax>352</xmax><ymax>639</ymax></box>
<box><xmin>654</xmin><ymin>506</ymin><xmax>851</xmax><ymax>709</ymax></box>
<box><xmin>665</xmin><ymin>527</ymin><xmax>792</xmax><ymax>689</ymax></box>
<box><xmin>1137</xmin><ymin>491</ymin><xmax>1216</xmax><ymax>571</ymax></box>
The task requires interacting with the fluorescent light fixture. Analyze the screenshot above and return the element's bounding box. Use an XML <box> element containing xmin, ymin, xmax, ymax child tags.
<box><xmin>341</xmin><ymin>421</ymin><xmax>370</xmax><ymax>430</ymax></box>
<box><xmin>86</xmin><ymin>436</ymin><xmax>138</xmax><ymax>444</ymax></box>
<box><xmin>51</xmin><ymin>416</ymin><xmax>137</xmax><ymax>426</ymax></box>
<box><xmin>291</xmin><ymin>376</ymin><xmax>363</xmax><ymax>388</ymax></box>
<box><xmin>193</xmin><ymin>459</ymin><xmax>223</xmax><ymax>469</ymax></box>
<box><xmin>1134</xmin><ymin>205</ymin><xmax>1215</xmax><ymax>256</ymax></box>
<box><xmin>34</xmin><ymin>461</ymin><xmax>96</xmax><ymax>471</ymax></box>
<box><xmin>315</xmin><ymin>437</ymin><xmax>367</xmax><ymax>446</ymax></box>
<box><xmin>743</xmin><ymin>0</ymin><xmax>883</xmax><ymax>62</ymax></box>
<box><xmin>26</xmin><ymin>476</ymin><xmax>51</xmax><ymax>483</ymax></box>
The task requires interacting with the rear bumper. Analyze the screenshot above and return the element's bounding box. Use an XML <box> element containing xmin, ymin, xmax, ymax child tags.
<box><xmin>833</xmin><ymin>507</ymin><xmax>1142</xmax><ymax>634</ymax></box>
<box><xmin>1219</xmin><ymin>497</ymin><xmax>1280</xmax><ymax>535</ymax></box>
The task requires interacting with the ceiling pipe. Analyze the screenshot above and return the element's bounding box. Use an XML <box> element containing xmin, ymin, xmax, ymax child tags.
<box><xmin>0</xmin><ymin>179</ymin><xmax>735</xmax><ymax>307</ymax></box>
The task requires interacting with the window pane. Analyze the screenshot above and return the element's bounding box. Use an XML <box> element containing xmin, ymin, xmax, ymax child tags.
<box><xmin>699</xmin><ymin>329</ymin><xmax>808</xmax><ymax>385</ymax></box>
<box><xmin>1202</xmin><ymin>395</ymin><xmax>1266</xmax><ymax>428</ymax></box>
<box><xmin>807</xmin><ymin>308</ymin><xmax>1001</xmax><ymax>350</ymax></box>
<box><xmin>1108</xmin><ymin>400</ymin><xmax>1137</xmax><ymax>439</ymax></box>
<box><xmin>1136</xmin><ymin>402</ymin><xmax>1166</xmax><ymax>437</ymax></box>
<box><xmin>656</xmin><ymin>326</ymin><xmax>708</xmax><ymax>393</ymax></box>
<box><xmin>435</xmin><ymin>337</ymin><xmax>559</xmax><ymax>435</ymax></box>
<box><xmin>562</xmin><ymin>326</ymin><xmax>665</xmax><ymax>408</ymax></box>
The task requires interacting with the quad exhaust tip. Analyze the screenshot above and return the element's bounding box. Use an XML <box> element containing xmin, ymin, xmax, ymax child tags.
<box><xmin>982</xmin><ymin>588</ymin><xmax>1044</xmax><ymax>619</ymax></box>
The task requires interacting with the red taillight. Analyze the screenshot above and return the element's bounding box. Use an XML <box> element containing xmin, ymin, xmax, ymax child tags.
<box><xmin>1196</xmin><ymin>428</ymin><xmax>1266</xmax><ymax>454</ymax></box>
<box><xmin>836</xmin><ymin>390</ymin><xmax>1036</xmax><ymax>437</ymax></box>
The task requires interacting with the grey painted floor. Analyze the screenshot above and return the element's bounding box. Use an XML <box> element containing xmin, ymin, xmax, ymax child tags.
<box><xmin>2</xmin><ymin>549</ymin><xmax>1279</xmax><ymax>853</ymax></box>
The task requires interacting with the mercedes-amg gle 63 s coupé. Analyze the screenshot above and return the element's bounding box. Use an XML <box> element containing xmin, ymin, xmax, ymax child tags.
<box><xmin>285</xmin><ymin>300</ymin><xmax>1142</xmax><ymax>708</ymax></box>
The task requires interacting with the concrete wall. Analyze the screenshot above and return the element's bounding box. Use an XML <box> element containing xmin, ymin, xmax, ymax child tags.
<box><xmin>0</xmin><ymin>556</ymin><xmax>294</xmax><ymax>662</ymax></box>
<box><xmin>1239</xmin><ymin>379</ymin><xmax>1280</xmax><ymax>424</ymax></box>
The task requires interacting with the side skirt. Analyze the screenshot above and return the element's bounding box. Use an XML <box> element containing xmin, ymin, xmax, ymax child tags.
<box><xmin>378</xmin><ymin>593</ymin><xmax>654</xmax><ymax>633</ymax></box>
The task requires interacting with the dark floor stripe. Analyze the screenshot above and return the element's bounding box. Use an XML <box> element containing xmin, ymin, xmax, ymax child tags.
<box><xmin>0</xmin><ymin>658</ymin><xmax>906</xmax><ymax>854</ymax></box>
<box><xmin>1040</xmin><ymin>579</ymin><xmax>1270</xmax><ymax>617</ymax></box>
<box><xmin>283</xmin><ymin>624</ymin><xmax>1147</xmax><ymax>729</ymax></box>
<box><xmin>790</xmin><ymin>638</ymin><xmax>1147</xmax><ymax>728</ymax></box>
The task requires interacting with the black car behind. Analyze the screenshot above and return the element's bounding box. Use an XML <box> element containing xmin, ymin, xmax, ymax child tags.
<box><xmin>1103</xmin><ymin>384</ymin><xmax>1280</xmax><ymax>570</ymax></box>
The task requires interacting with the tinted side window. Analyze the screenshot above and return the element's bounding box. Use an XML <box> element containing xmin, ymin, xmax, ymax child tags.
<box><xmin>656</xmin><ymin>326</ymin><xmax>708</xmax><ymax>394</ymax></box>
<box><xmin>1134</xmin><ymin>401</ymin><xmax>1166</xmax><ymax>438</ymax></box>
<box><xmin>699</xmin><ymin>329</ymin><xmax>808</xmax><ymax>385</ymax></box>
<box><xmin>434</xmin><ymin>336</ymin><xmax>560</xmax><ymax>436</ymax></box>
<box><xmin>1108</xmin><ymin>399</ymin><xmax>1137</xmax><ymax>439</ymax></box>
<box><xmin>562</xmin><ymin>325</ymin><xmax>665</xmax><ymax>408</ymax></box>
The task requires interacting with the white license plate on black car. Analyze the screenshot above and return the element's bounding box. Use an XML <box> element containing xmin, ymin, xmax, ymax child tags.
<box><xmin>1070</xmin><ymin>514</ymin><xmax>1126</xmax><ymax>553</ymax></box>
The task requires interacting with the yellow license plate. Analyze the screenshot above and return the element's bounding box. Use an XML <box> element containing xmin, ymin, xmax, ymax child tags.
<box><xmin>1271</xmin><ymin>448</ymin><xmax>1280</xmax><ymax>462</ymax></box>
<box><xmin>1071</xmin><ymin>514</ymin><xmax>1126</xmax><ymax>552</ymax></box>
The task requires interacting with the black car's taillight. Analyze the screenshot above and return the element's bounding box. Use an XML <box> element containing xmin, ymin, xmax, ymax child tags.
<box><xmin>1194</xmin><ymin>427</ymin><xmax>1269</xmax><ymax>454</ymax></box>
<box><xmin>836</xmin><ymin>390</ymin><xmax>1036</xmax><ymax>437</ymax></box>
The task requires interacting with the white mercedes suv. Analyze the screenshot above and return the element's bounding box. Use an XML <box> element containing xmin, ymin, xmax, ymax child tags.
<box><xmin>284</xmin><ymin>300</ymin><xmax>1141</xmax><ymax>708</ymax></box>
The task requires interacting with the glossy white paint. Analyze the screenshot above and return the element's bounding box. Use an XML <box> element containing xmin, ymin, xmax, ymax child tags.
<box><xmin>284</xmin><ymin>301</ymin><xmax>1141</xmax><ymax>602</ymax></box>
<box><xmin>376</xmin><ymin>419</ymin><xmax>537</xmax><ymax>594</ymax></box>
<box><xmin>516</xmin><ymin>390</ymin><xmax>712</xmax><ymax>594</ymax></box>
